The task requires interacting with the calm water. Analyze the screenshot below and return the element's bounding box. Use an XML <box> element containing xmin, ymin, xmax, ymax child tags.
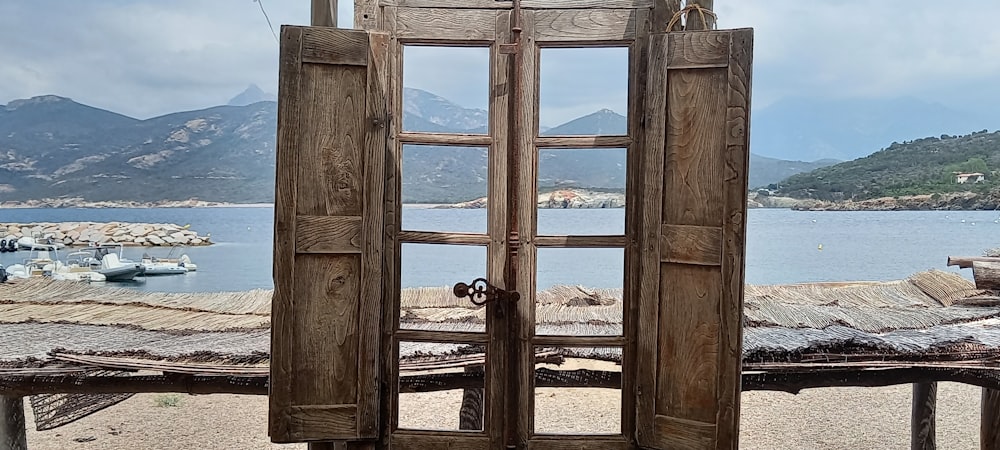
<box><xmin>1</xmin><ymin>206</ymin><xmax>997</xmax><ymax>292</ymax></box>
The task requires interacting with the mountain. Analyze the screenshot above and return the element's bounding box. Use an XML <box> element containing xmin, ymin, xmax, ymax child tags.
<box><xmin>749</xmin><ymin>154</ymin><xmax>838</xmax><ymax>189</ymax></box>
<box><xmin>752</xmin><ymin>96</ymin><xmax>990</xmax><ymax>162</ymax></box>
<box><xmin>775</xmin><ymin>130</ymin><xmax>1000</xmax><ymax>201</ymax></box>
<box><xmin>228</xmin><ymin>84</ymin><xmax>276</xmax><ymax>106</ymax></box>
<box><xmin>0</xmin><ymin>95</ymin><xmax>276</xmax><ymax>203</ymax></box>
<box><xmin>0</xmin><ymin>90</ymin><xmax>829</xmax><ymax>204</ymax></box>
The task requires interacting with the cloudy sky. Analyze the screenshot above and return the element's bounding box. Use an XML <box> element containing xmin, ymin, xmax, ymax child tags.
<box><xmin>2</xmin><ymin>1</ymin><xmax>1000</xmax><ymax>127</ymax></box>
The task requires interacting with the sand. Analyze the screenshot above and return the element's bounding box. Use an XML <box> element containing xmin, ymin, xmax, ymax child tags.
<box><xmin>21</xmin><ymin>382</ymin><xmax>984</xmax><ymax>449</ymax></box>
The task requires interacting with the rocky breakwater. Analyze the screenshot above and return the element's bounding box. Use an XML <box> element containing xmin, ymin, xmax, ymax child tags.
<box><xmin>440</xmin><ymin>189</ymin><xmax>626</xmax><ymax>209</ymax></box>
<box><xmin>0</xmin><ymin>222</ymin><xmax>212</xmax><ymax>247</ymax></box>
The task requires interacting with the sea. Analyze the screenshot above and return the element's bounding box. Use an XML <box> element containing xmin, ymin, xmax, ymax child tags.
<box><xmin>1</xmin><ymin>206</ymin><xmax>998</xmax><ymax>293</ymax></box>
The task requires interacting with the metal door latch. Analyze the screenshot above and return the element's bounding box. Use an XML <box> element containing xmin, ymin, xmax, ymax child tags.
<box><xmin>453</xmin><ymin>278</ymin><xmax>520</xmax><ymax>306</ymax></box>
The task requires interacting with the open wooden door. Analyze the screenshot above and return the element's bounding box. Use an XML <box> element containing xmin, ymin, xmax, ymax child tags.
<box><xmin>270</xmin><ymin>26</ymin><xmax>389</xmax><ymax>444</ymax></box>
<box><xmin>635</xmin><ymin>28</ymin><xmax>752</xmax><ymax>450</ymax></box>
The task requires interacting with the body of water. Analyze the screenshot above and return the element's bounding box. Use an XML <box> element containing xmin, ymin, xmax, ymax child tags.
<box><xmin>1</xmin><ymin>206</ymin><xmax>997</xmax><ymax>292</ymax></box>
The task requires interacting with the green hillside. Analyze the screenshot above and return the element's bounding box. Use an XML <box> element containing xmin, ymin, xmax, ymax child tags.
<box><xmin>776</xmin><ymin>130</ymin><xmax>1000</xmax><ymax>200</ymax></box>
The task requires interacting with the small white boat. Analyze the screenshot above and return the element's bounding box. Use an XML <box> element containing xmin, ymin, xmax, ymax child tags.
<box><xmin>140</xmin><ymin>246</ymin><xmax>197</xmax><ymax>275</ymax></box>
<box><xmin>17</xmin><ymin>233</ymin><xmax>65</xmax><ymax>251</ymax></box>
<box><xmin>81</xmin><ymin>243</ymin><xmax>144</xmax><ymax>281</ymax></box>
<box><xmin>5</xmin><ymin>244</ymin><xmax>60</xmax><ymax>279</ymax></box>
<box><xmin>51</xmin><ymin>251</ymin><xmax>107</xmax><ymax>282</ymax></box>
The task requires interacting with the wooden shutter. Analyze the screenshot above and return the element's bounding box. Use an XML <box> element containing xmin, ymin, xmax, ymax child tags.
<box><xmin>270</xmin><ymin>26</ymin><xmax>388</xmax><ymax>444</ymax></box>
<box><xmin>635</xmin><ymin>28</ymin><xmax>752</xmax><ymax>450</ymax></box>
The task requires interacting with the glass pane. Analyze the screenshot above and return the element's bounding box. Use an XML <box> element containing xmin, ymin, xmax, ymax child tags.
<box><xmin>537</xmin><ymin>147</ymin><xmax>626</xmax><ymax>235</ymax></box>
<box><xmin>401</xmin><ymin>144</ymin><xmax>489</xmax><ymax>233</ymax></box>
<box><xmin>534</xmin><ymin>346</ymin><xmax>622</xmax><ymax>435</ymax></box>
<box><xmin>539</xmin><ymin>47</ymin><xmax>628</xmax><ymax>135</ymax></box>
<box><xmin>403</xmin><ymin>46</ymin><xmax>489</xmax><ymax>133</ymax></box>
<box><xmin>535</xmin><ymin>248</ymin><xmax>624</xmax><ymax>336</ymax></box>
<box><xmin>401</xmin><ymin>243</ymin><xmax>487</xmax><ymax>333</ymax></box>
<box><xmin>398</xmin><ymin>340</ymin><xmax>486</xmax><ymax>431</ymax></box>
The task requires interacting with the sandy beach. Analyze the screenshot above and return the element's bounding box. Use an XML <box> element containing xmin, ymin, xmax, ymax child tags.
<box><xmin>22</xmin><ymin>382</ymin><xmax>983</xmax><ymax>449</ymax></box>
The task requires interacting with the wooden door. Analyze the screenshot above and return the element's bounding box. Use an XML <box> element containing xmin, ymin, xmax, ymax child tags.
<box><xmin>269</xmin><ymin>26</ymin><xmax>388</xmax><ymax>444</ymax></box>
<box><xmin>270</xmin><ymin>6</ymin><xmax>752</xmax><ymax>450</ymax></box>
<box><xmin>634</xmin><ymin>28</ymin><xmax>753</xmax><ymax>450</ymax></box>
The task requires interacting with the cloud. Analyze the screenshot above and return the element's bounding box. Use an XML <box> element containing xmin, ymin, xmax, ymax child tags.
<box><xmin>2</xmin><ymin>1</ymin><xmax>999</xmax><ymax>125</ymax></box>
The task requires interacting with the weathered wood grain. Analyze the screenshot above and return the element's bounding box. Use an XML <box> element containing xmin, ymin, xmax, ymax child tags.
<box><xmin>395</xmin><ymin>329</ymin><xmax>490</xmax><ymax>344</ymax></box>
<box><xmin>650</xmin><ymin>415</ymin><xmax>716</xmax><ymax>449</ymax></box>
<box><xmin>984</xmin><ymin>388</ymin><xmax>1000</xmax><ymax>450</ymax></box>
<box><xmin>311</xmin><ymin>0</ymin><xmax>337</xmax><ymax>28</ymax></box>
<box><xmin>973</xmin><ymin>261</ymin><xmax>1000</xmax><ymax>290</ymax></box>
<box><xmin>634</xmin><ymin>30</ymin><xmax>670</xmax><ymax>448</ymax></box>
<box><xmin>270</xmin><ymin>25</ymin><xmax>304</xmax><ymax>442</ymax></box>
<box><xmin>381</xmin><ymin>0</ymin><xmax>653</xmax><ymax>9</ymax></box>
<box><xmin>533</xmin><ymin>9</ymin><xmax>636</xmax><ymax>42</ymax></box>
<box><xmin>398</xmin><ymin>230</ymin><xmax>491</xmax><ymax>246</ymax></box>
<box><xmin>532</xmin><ymin>335</ymin><xmax>626</xmax><ymax>346</ymax></box>
<box><xmin>534</xmin><ymin>135</ymin><xmax>630</xmax><ymax>148</ymax></box>
<box><xmin>356</xmin><ymin>0</ymin><xmax>379</xmax><ymax>30</ymax></box>
<box><xmin>398</xmin><ymin>132</ymin><xmax>492</xmax><ymax>146</ymax></box>
<box><xmin>394</xmin><ymin>8</ymin><xmax>496</xmax><ymax>41</ymax></box>
<box><xmin>0</xmin><ymin>396</ymin><xmax>26</xmax><ymax>450</ymax></box>
<box><xmin>287</xmin><ymin>404</ymin><xmax>357</xmax><ymax>441</ymax></box>
<box><xmin>390</xmin><ymin>432</ymin><xmax>491</xmax><ymax>449</ymax></box>
<box><xmin>302</xmin><ymin>27</ymin><xmax>368</xmax><ymax>66</ymax></box>
<box><xmin>660</xmin><ymin>223</ymin><xmax>722</xmax><ymax>265</ymax></box>
<box><xmin>296</xmin><ymin>216</ymin><xmax>363</xmax><ymax>253</ymax></box>
<box><xmin>911</xmin><ymin>382</ymin><xmax>937</xmax><ymax>450</ymax></box>
<box><xmin>946</xmin><ymin>256</ymin><xmax>1000</xmax><ymax>269</ymax></box>
<box><xmin>684</xmin><ymin>0</ymin><xmax>715</xmax><ymax>30</ymax></box>
<box><xmin>666</xmin><ymin>31</ymin><xmax>729</xmax><ymax>69</ymax></box>
<box><xmin>718</xmin><ymin>28</ymin><xmax>752</xmax><ymax>450</ymax></box>
<box><xmin>533</xmin><ymin>235</ymin><xmax>625</xmax><ymax>248</ymax></box>
<box><xmin>357</xmin><ymin>31</ymin><xmax>389</xmax><ymax>439</ymax></box>
<box><xmin>526</xmin><ymin>437</ymin><xmax>628</xmax><ymax>450</ymax></box>
<box><xmin>651</xmin><ymin>0</ymin><xmax>682</xmax><ymax>31</ymax></box>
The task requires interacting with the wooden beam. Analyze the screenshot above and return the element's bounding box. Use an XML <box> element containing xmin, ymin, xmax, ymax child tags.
<box><xmin>946</xmin><ymin>256</ymin><xmax>1000</xmax><ymax>269</ymax></box>
<box><xmin>984</xmin><ymin>388</ymin><xmax>1000</xmax><ymax>450</ymax></box>
<box><xmin>973</xmin><ymin>261</ymin><xmax>1000</xmax><ymax>290</ymax></box>
<box><xmin>311</xmin><ymin>0</ymin><xmax>338</xmax><ymax>27</ymax></box>
<box><xmin>0</xmin><ymin>396</ymin><xmax>26</xmax><ymax>450</ymax></box>
<box><xmin>911</xmin><ymin>382</ymin><xmax>936</xmax><ymax>450</ymax></box>
<box><xmin>685</xmin><ymin>0</ymin><xmax>715</xmax><ymax>30</ymax></box>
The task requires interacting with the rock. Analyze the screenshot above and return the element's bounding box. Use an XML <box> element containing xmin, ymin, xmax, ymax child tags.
<box><xmin>147</xmin><ymin>235</ymin><xmax>165</xmax><ymax>245</ymax></box>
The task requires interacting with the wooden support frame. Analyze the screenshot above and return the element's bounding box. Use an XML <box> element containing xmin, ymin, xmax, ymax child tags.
<box><xmin>911</xmin><ymin>382</ymin><xmax>936</xmax><ymax>450</ymax></box>
<box><xmin>0</xmin><ymin>396</ymin><xmax>26</xmax><ymax>450</ymax></box>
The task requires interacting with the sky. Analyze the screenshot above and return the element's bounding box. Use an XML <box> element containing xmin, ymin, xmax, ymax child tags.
<box><xmin>2</xmin><ymin>1</ymin><xmax>1000</xmax><ymax>127</ymax></box>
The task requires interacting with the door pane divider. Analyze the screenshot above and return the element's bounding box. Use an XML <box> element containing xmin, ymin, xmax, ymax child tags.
<box><xmin>534</xmin><ymin>135</ymin><xmax>630</xmax><ymax>148</ymax></box>
<box><xmin>399</xmin><ymin>131</ymin><xmax>493</xmax><ymax>146</ymax></box>
<box><xmin>396</xmin><ymin>329</ymin><xmax>490</xmax><ymax>344</ymax></box>
<box><xmin>532</xmin><ymin>335</ymin><xmax>625</xmax><ymax>346</ymax></box>
<box><xmin>399</xmin><ymin>230</ymin><xmax>491</xmax><ymax>246</ymax></box>
<box><xmin>534</xmin><ymin>234</ymin><xmax>625</xmax><ymax>248</ymax></box>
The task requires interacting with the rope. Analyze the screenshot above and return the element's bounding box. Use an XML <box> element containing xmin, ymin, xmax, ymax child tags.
<box><xmin>666</xmin><ymin>2</ymin><xmax>718</xmax><ymax>32</ymax></box>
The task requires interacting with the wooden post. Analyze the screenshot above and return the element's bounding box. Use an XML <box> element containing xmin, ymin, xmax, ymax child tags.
<box><xmin>311</xmin><ymin>0</ymin><xmax>338</xmax><ymax>27</ymax></box>
<box><xmin>685</xmin><ymin>0</ymin><xmax>716</xmax><ymax>30</ymax></box>
<box><xmin>972</xmin><ymin>261</ymin><xmax>1000</xmax><ymax>290</ymax></box>
<box><xmin>459</xmin><ymin>367</ymin><xmax>485</xmax><ymax>430</ymax></box>
<box><xmin>984</xmin><ymin>388</ymin><xmax>1000</xmax><ymax>450</ymax></box>
<box><xmin>911</xmin><ymin>382</ymin><xmax>937</xmax><ymax>450</ymax></box>
<box><xmin>0</xmin><ymin>396</ymin><xmax>27</xmax><ymax>450</ymax></box>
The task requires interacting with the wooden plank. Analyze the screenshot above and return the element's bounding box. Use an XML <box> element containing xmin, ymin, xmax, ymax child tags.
<box><xmin>718</xmin><ymin>28</ymin><xmax>752</xmax><ymax>450</ymax></box>
<box><xmin>297</xmin><ymin>63</ymin><xmax>365</xmax><ymax>217</ymax></box>
<box><xmin>302</xmin><ymin>28</ymin><xmax>369</xmax><ymax>66</ymax></box>
<box><xmin>382</xmin><ymin>25</ymin><xmax>403</xmax><ymax>438</ymax></box>
<box><xmin>533</xmin><ymin>9</ymin><xmax>636</xmax><ymax>43</ymax></box>
<box><xmin>973</xmin><ymin>261</ymin><xmax>1000</xmax><ymax>290</ymax></box>
<box><xmin>311</xmin><ymin>0</ymin><xmax>337</xmax><ymax>27</ymax></box>
<box><xmin>270</xmin><ymin>25</ymin><xmax>304</xmax><ymax>441</ymax></box>
<box><xmin>513</xmin><ymin>11</ymin><xmax>539</xmax><ymax>449</ymax></box>
<box><xmin>382</xmin><ymin>0</ymin><xmax>653</xmax><ymax>9</ymax></box>
<box><xmin>356</xmin><ymin>0</ymin><xmax>379</xmax><ymax>30</ymax></box>
<box><xmin>666</xmin><ymin>31</ymin><xmax>730</xmax><ymax>69</ymax></box>
<box><xmin>621</xmin><ymin>7</ymin><xmax>649</xmax><ymax>444</ymax></box>
<box><xmin>296</xmin><ymin>215</ymin><xmax>363</xmax><ymax>253</ymax></box>
<box><xmin>660</xmin><ymin>223</ymin><xmax>722</xmax><ymax>265</ymax></box>
<box><xmin>527</xmin><ymin>437</ymin><xmax>628</xmax><ymax>450</ymax></box>
<box><xmin>398</xmin><ymin>230</ymin><xmax>491</xmax><ymax>245</ymax></box>
<box><xmin>650</xmin><ymin>415</ymin><xmax>716</xmax><ymax>449</ymax></box>
<box><xmin>398</xmin><ymin>132</ymin><xmax>492</xmax><ymax>146</ymax></box>
<box><xmin>487</xmin><ymin>11</ymin><xmax>511</xmax><ymax>448</ymax></box>
<box><xmin>0</xmin><ymin>396</ymin><xmax>26</xmax><ymax>450</ymax></box>
<box><xmin>534</xmin><ymin>135</ymin><xmax>631</xmax><ymax>148</ymax></box>
<box><xmin>634</xmin><ymin>31</ymin><xmax>670</xmax><ymax>447</ymax></box>
<box><xmin>651</xmin><ymin>0</ymin><xmax>681</xmax><ymax>31</ymax></box>
<box><xmin>390</xmin><ymin>432</ymin><xmax>490</xmax><ymax>449</ymax></box>
<box><xmin>395</xmin><ymin>328</ymin><xmax>490</xmax><ymax>344</ymax></box>
<box><xmin>656</xmin><ymin>263</ymin><xmax>721</xmax><ymax>423</ymax></box>
<box><xmin>661</xmin><ymin>67</ymin><xmax>727</xmax><ymax>227</ymax></box>
<box><xmin>534</xmin><ymin>234</ymin><xmax>625</xmax><ymax>248</ymax></box>
<box><xmin>532</xmin><ymin>335</ymin><xmax>626</xmax><ymax>346</ymax></box>
<box><xmin>293</xmin><ymin>255</ymin><xmax>361</xmax><ymax>406</ymax></box>
<box><xmin>984</xmin><ymin>388</ymin><xmax>1000</xmax><ymax>450</ymax></box>
<box><xmin>356</xmin><ymin>30</ymin><xmax>389</xmax><ymax>440</ymax></box>
<box><xmin>286</xmin><ymin>405</ymin><xmax>358</xmax><ymax>441</ymax></box>
<box><xmin>911</xmin><ymin>382</ymin><xmax>937</xmax><ymax>450</ymax></box>
<box><xmin>946</xmin><ymin>256</ymin><xmax>1000</xmax><ymax>269</ymax></box>
<box><xmin>394</xmin><ymin>8</ymin><xmax>496</xmax><ymax>42</ymax></box>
